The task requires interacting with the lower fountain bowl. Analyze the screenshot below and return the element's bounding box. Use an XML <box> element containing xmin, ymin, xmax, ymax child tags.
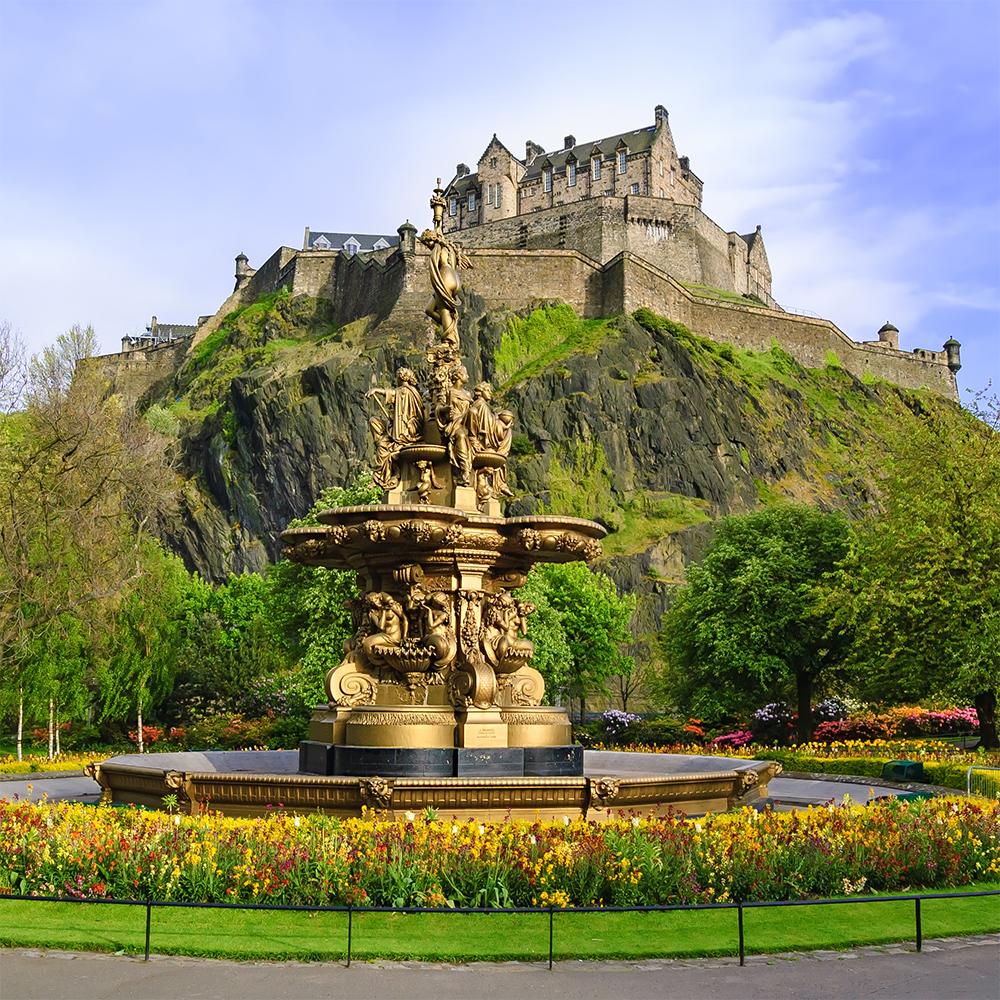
<box><xmin>84</xmin><ymin>750</ymin><xmax>780</xmax><ymax>822</ymax></box>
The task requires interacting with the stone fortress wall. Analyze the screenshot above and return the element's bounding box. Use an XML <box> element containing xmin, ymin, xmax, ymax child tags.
<box><xmin>173</xmin><ymin>229</ymin><xmax>957</xmax><ymax>400</ymax></box>
<box><xmin>81</xmin><ymin>335</ymin><xmax>190</xmax><ymax>406</ymax></box>
<box><xmin>94</xmin><ymin>100</ymin><xmax>960</xmax><ymax>404</ymax></box>
<box><xmin>90</xmin><ymin>226</ymin><xmax>958</xmax><ymax>403</ymax></box>
<box><xmin>449</xmin><ymin>194</ymin><xmax>776</xmax><ymax>308</ymax></box>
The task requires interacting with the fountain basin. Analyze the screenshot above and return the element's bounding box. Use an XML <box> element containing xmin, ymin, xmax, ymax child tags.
<box><xmin>84</xmin><ymin>750</ymin><xmax>779</xmax><ymax>821</ymax></box>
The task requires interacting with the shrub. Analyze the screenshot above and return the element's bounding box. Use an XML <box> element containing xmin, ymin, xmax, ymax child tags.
<box><xmin>750</xmin><ymin>703</ymin><xmax>794</xmax><ymax>744</ymax></box>
<box><xmin>601</xmin><ymin>709</ymin><xmax>641</xmax><ymax>739</ymax></box>
<box><xmin>629</xmin><ymin>717</ymin><xmax>689</xmax><ymax>746</ymax></box>
<box><xmin>710</xmin><ymin>730</ymin><xmax>754</xmax><ymax>749</ymax></box>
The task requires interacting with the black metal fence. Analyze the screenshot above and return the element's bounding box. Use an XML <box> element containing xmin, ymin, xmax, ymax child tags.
<box><xmin>1</xmin><ymin>889</ymin><xmax>997</xmax><ymax>968</ymax></box>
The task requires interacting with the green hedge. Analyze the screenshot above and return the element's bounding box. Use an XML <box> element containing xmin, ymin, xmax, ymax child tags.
<box><xmin>755</xmin><ymin>752</ymin><xmax>970</xmax><ymax>791</ymax></box>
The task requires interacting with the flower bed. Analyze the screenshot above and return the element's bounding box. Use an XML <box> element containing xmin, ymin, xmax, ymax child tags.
<box><xmin>0</xmin><ymin>752</ymin><xmax>101</xmax><ymax>775</ymax></box>
<box><xmin>0</xmin><ymin>798</ymin><xmax>996</xmax><ymax>908</ymax></box>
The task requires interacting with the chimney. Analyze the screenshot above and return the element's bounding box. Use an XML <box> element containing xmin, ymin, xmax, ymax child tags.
<box><xmin>654</xmin><ymin>104</ymin><xmax>668</xmax><ymax>128</ymax></box>
<box><xmin>456</xmin><ymin>163</ymin><xmax>470</xmax><ymax>177</ymax></box>
<box><xmin>525</xmin><ymin>140</ymin><xmax>544</xmax><ymax>165</ymax></box>
<box><xmin>563</xmin><ymin>134</ymin><xmax>576</xmax><ymax>150</ymax></box>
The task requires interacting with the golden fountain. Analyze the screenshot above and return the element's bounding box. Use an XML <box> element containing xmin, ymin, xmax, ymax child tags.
<box><xmin>85</xmin><ymin>186</ymin><xmax>779</xmax><ymax>819</ymax></box>
<box><xmin>284</xmin><ymin>181</ymin><xmax>603</xmax><ymax>779</ymax></box>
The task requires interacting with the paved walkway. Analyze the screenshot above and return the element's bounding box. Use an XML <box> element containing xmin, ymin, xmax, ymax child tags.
<box><xmin>2</xmin><ymin>935</ymin><xmax>998</xmax><ymax>999</ymax></box>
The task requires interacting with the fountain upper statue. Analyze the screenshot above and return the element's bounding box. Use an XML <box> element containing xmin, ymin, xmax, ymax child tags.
<box><xmin>420</xmin><ymin>180</ymin><xmax>471</xmax><ymax>351</ymax></box>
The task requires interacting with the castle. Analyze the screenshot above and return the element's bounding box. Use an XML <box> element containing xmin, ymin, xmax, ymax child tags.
<box><xmin>88</xmin><ymin>103</ymin><xmax>962</xmax><ymax>402</ymax></box>
<box><xmin>442</xmin><ymin>105</ymin><xmax>776</xmax><ymax>308</ymax></box>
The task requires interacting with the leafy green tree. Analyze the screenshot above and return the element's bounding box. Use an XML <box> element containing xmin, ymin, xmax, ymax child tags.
<box><xmin>514</xmin><ymin>568</ymin><xmax>572</xmax><ymax>699</ymax></box>
<box><xmin>266</xmin><ymin>474</ymin><xmax>381</xmax><ymax>702</ymax></box>
<box><xmin>660</xmin><ymin>504</ymin><xmax>851</xmax><ymax>740</ymax></box>
<box><xmin>831</xmin><ymin>390</ymin><xmax>1000</xmax><ymax>747</ymax></box>
<box><xmin>529</xmin><ymin>562</ymin><xmax>635</xmax><ymax>719</ymax></box>
<box><xmin>98</xmin><ymin>542</ymin><xmax>191</xmax><ymax>749</ymax></box>
<box><xmin>0</xmin><ymin>324</ymin><xmax>176</xmax><ymax>756</ymax></box>
<box><xmin>166</xmin><ymin>571</ymin><xmax>290</xmax><ymax>720</ymax></box>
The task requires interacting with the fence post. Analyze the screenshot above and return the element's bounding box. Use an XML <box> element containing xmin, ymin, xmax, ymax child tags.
<box><xmin>144</xmin><ymin>899</ymin><xmax>152</xmax><ymax>962</ymax></box>
<box><xmin>347</xmin><ymin>905</ymin><xmax>353</xmax><ymax>967</ymax></box>
<box><xmin>737</xmin><ymin>902</ymin><xmax>745</xmax><ymax>967</ymax></box>
<box><xmin>548</xmin><ymin>905</ymin><xmax>554</xmax><ymax>970</ymax></box>
<box><xmin>914</xmin><ymin>898</ymin><xmax>922</xmax><ymax>952</ymax></box>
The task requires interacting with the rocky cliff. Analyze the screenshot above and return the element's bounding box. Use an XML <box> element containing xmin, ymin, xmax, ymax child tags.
<box><xmin>143</xmin><ymin>288</ymin><xmax>957</xmax><ymax>639</ymax></box>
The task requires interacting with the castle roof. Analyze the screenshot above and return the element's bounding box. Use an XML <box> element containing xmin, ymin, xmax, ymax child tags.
<box><xmin>306</xmin><ymin>231</ymin><xmax>399</xmax><ymax>251</ymax></box>
<box><xmin>145</xmin><ymin>322</ymin><xmax>195</xmax><ymax>341</ymax></box>
<box><xmin>447</xmin><ymin>172</ymin><xmax>480</xmax><ymax>196</ymax></box>
<box><xmin>521</xmin><ymin>125</ymin><xmax>657</xmax><ymax>180</ymax></box>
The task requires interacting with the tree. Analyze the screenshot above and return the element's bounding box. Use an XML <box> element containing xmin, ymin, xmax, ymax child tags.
<box><xmin>0</xmin><ymin>326</ymin><xmax>176</xmax><ymax>756</ymax></box>
<box><xmin>98</xmin><ymin>542</ymin><xmax>191</xmax><ymax>749</ymax></box>
<box><xmin>831</xmin><ymin>389</ymin><xmax>1000</xmax><ymax>747</ymax></box>
<box><xmin>660</xmin><ymin>504</ymin><xmax>851</xmax><ymax>740</ymax></box>
<box><xmin>266</xmin><ymin>475</ymin><xmax>381</xmax><ymax>702</ymax></box>
<box><xmin>529</xmin><ymin>562</ymin><xmax>635</xmax><ymax>719</ymax></box>
<box><xmin>514</xmin><ymin>568</ymin><xmax>572</xmax><ymax>699</ymax></box>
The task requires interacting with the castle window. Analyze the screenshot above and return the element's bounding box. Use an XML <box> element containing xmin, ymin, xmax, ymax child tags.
<box><xmin>618</xmin><ymin>149</ymin><xmax>627</xmax><ymax>174</ymax></box>
<box><xmin>567</xmin><ymin>161</ymin><xmax>576</xmax><ymax>186</ymax></box>
<box><xmin>344</xmin><ymin>237</ymin><xmax>360</xmax><ymax>256</ymax></box>
<box><xmin>495</xmin><ymin>184</ymin><xmax>501</xmax><ymax>207</ymax></box>
<box><xmin>468</xmin><ymin>191</ymin><xmax>476</xmax><ymax>212</ymax></box>
<box><xmin>543</xmin><ymin>167</ymin><xmax>552</xmax><ymax>192</ymax></box>
<box><xmin>630</xmin><ymin>183</ymin><xmax>640</xmax><ymax>195</ymax></box>
<box><xmin>490</xmin><ymin>157</ymin><xmax>497</xmax><ymax>168</ymax></box>
<box><xmin>592</xmin><ymin>156</ymin><xmax>601</xmax><ymax>180</ymax></box>
<box><xmin>670</xmin><ymin>167</ymin><xmax>676</xmax><ymax>187</ymax></box>
<box><xmin>659</xmin><ymin>161</ymin><xmax>664</xmax><ymax>177</ymax></box>
<box><xmin>449</xmin><ymin>197</ymin><xmax>458</xmax><ymax>216</ymax></box>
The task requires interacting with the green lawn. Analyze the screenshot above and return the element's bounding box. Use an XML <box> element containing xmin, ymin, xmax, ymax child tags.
<box><xmin>0</xmin><ymin>886</ymin><xmax>996</xmax><ymax>962</ymax></box>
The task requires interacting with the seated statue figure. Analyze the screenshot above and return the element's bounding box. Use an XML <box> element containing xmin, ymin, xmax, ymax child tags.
<box><xmin>366</xmin><ymin>367</ymin><xmax>424</xmax><ymax>446</ymax></box>
<box><xmin>480</xmin><ymin>591</ymin><xmax>534</xmax><ymax>676</ymax></box>
<box><xmin>360</xmin><ymin>592</ymin><xmax>407</xmax><ymax>666</ymax></box>
<box><xmin>468</xmin><ymin>382</ymin><xmax>512</xmax><ymax>455</ymax></box>
<box><xmin>420</xmin><ymin>590</ymin><xmax>457</xmax><ymax>670</ymax></box>
<box><xmin>367</xmin><ymin>417</ymin><xmax>400</xmax><ymax>490</ymax></box>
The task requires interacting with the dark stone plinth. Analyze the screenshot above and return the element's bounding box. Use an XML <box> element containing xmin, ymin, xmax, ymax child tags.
<box><xmin>523</xmin><ymin>745</ymin><xmax>584</xmax><ymax>777</ymax></box>
<box><xmin>299</xmin><ymin>740</ymin><xmax>337</xmax><ymax>775</ymax></box>
<box><xmin>300</xmin><ymin>742</ymin><xmax>584</xmax><ymax>778</ymax></box>
<box><xmin>455</xmin><ymin>747</ymin><xmax>525</xmax><ymax>777</ymax></box>
<box><xmin>334</xmin><ymin>745</ymin><xmax>455</xmax><ymax>777</ymax></box>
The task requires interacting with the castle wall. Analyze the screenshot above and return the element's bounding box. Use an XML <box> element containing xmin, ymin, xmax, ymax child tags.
<box><xmin>445</xmin><ymin>195</ymin><xmax>776</xmax><ymax>305</ymax></box>
<box><xmin>115</xmin><ymin>238</ymin><xmax>955</xmax><ymax>406</ymax></box>
<box><xmin>608</xmin><ymin>254</ymin><xmax>956</xmax><ymax>396</ymax></box>
<box><xmin>80</xmin><ymin>337</ymin><xmax>189</xmax><ymax>405</ymax></box>
<box><xmin>286</xmin><ymin>250</ymin><xmax>406</xmax><ymax>327</ymax></box>
<box><xmin>461</xmin><ymin>248</ymin><xmax>605</xmax><ymax>317</ymax></box>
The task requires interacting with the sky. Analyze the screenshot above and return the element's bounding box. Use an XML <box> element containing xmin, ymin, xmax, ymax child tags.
<box><xmin>1</xmin><ymin>0</ymin><xmax>997</xmax><ymax>399</ymax></box>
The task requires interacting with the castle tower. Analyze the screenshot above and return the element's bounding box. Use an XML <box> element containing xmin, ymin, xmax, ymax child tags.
<box><xmin>944</xmin><ymin>337</ymin><xmax>962</xmax><ymax>373</ymax></box>
<box><xmin>877</xmin><ymin>321</ymin><xmax>900</xmax><ymax>351</ymax></box>
<box><xmin>234</xmin><ymin>252</ymin><xmax>252</xmax><ymax>291</ymax></box>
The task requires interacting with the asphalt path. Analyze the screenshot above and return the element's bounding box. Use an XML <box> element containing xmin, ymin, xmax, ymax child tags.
<box><xmin>1</xmin><ymin>936</ymin><xmax>998</xmax><ymax>1000</ymax></box>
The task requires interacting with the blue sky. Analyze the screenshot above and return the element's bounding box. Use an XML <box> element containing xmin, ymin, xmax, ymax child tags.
<box><xmin>1</xmin><ymin>0</ymin><xmax>997</xmax><ymax>398</ymax></box>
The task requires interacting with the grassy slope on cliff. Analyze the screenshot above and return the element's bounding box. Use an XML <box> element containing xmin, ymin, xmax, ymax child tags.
<box><xmin>147</xmin><ymin>292</ymin><xmax>971</xmax><ymax>587</ymax></box>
